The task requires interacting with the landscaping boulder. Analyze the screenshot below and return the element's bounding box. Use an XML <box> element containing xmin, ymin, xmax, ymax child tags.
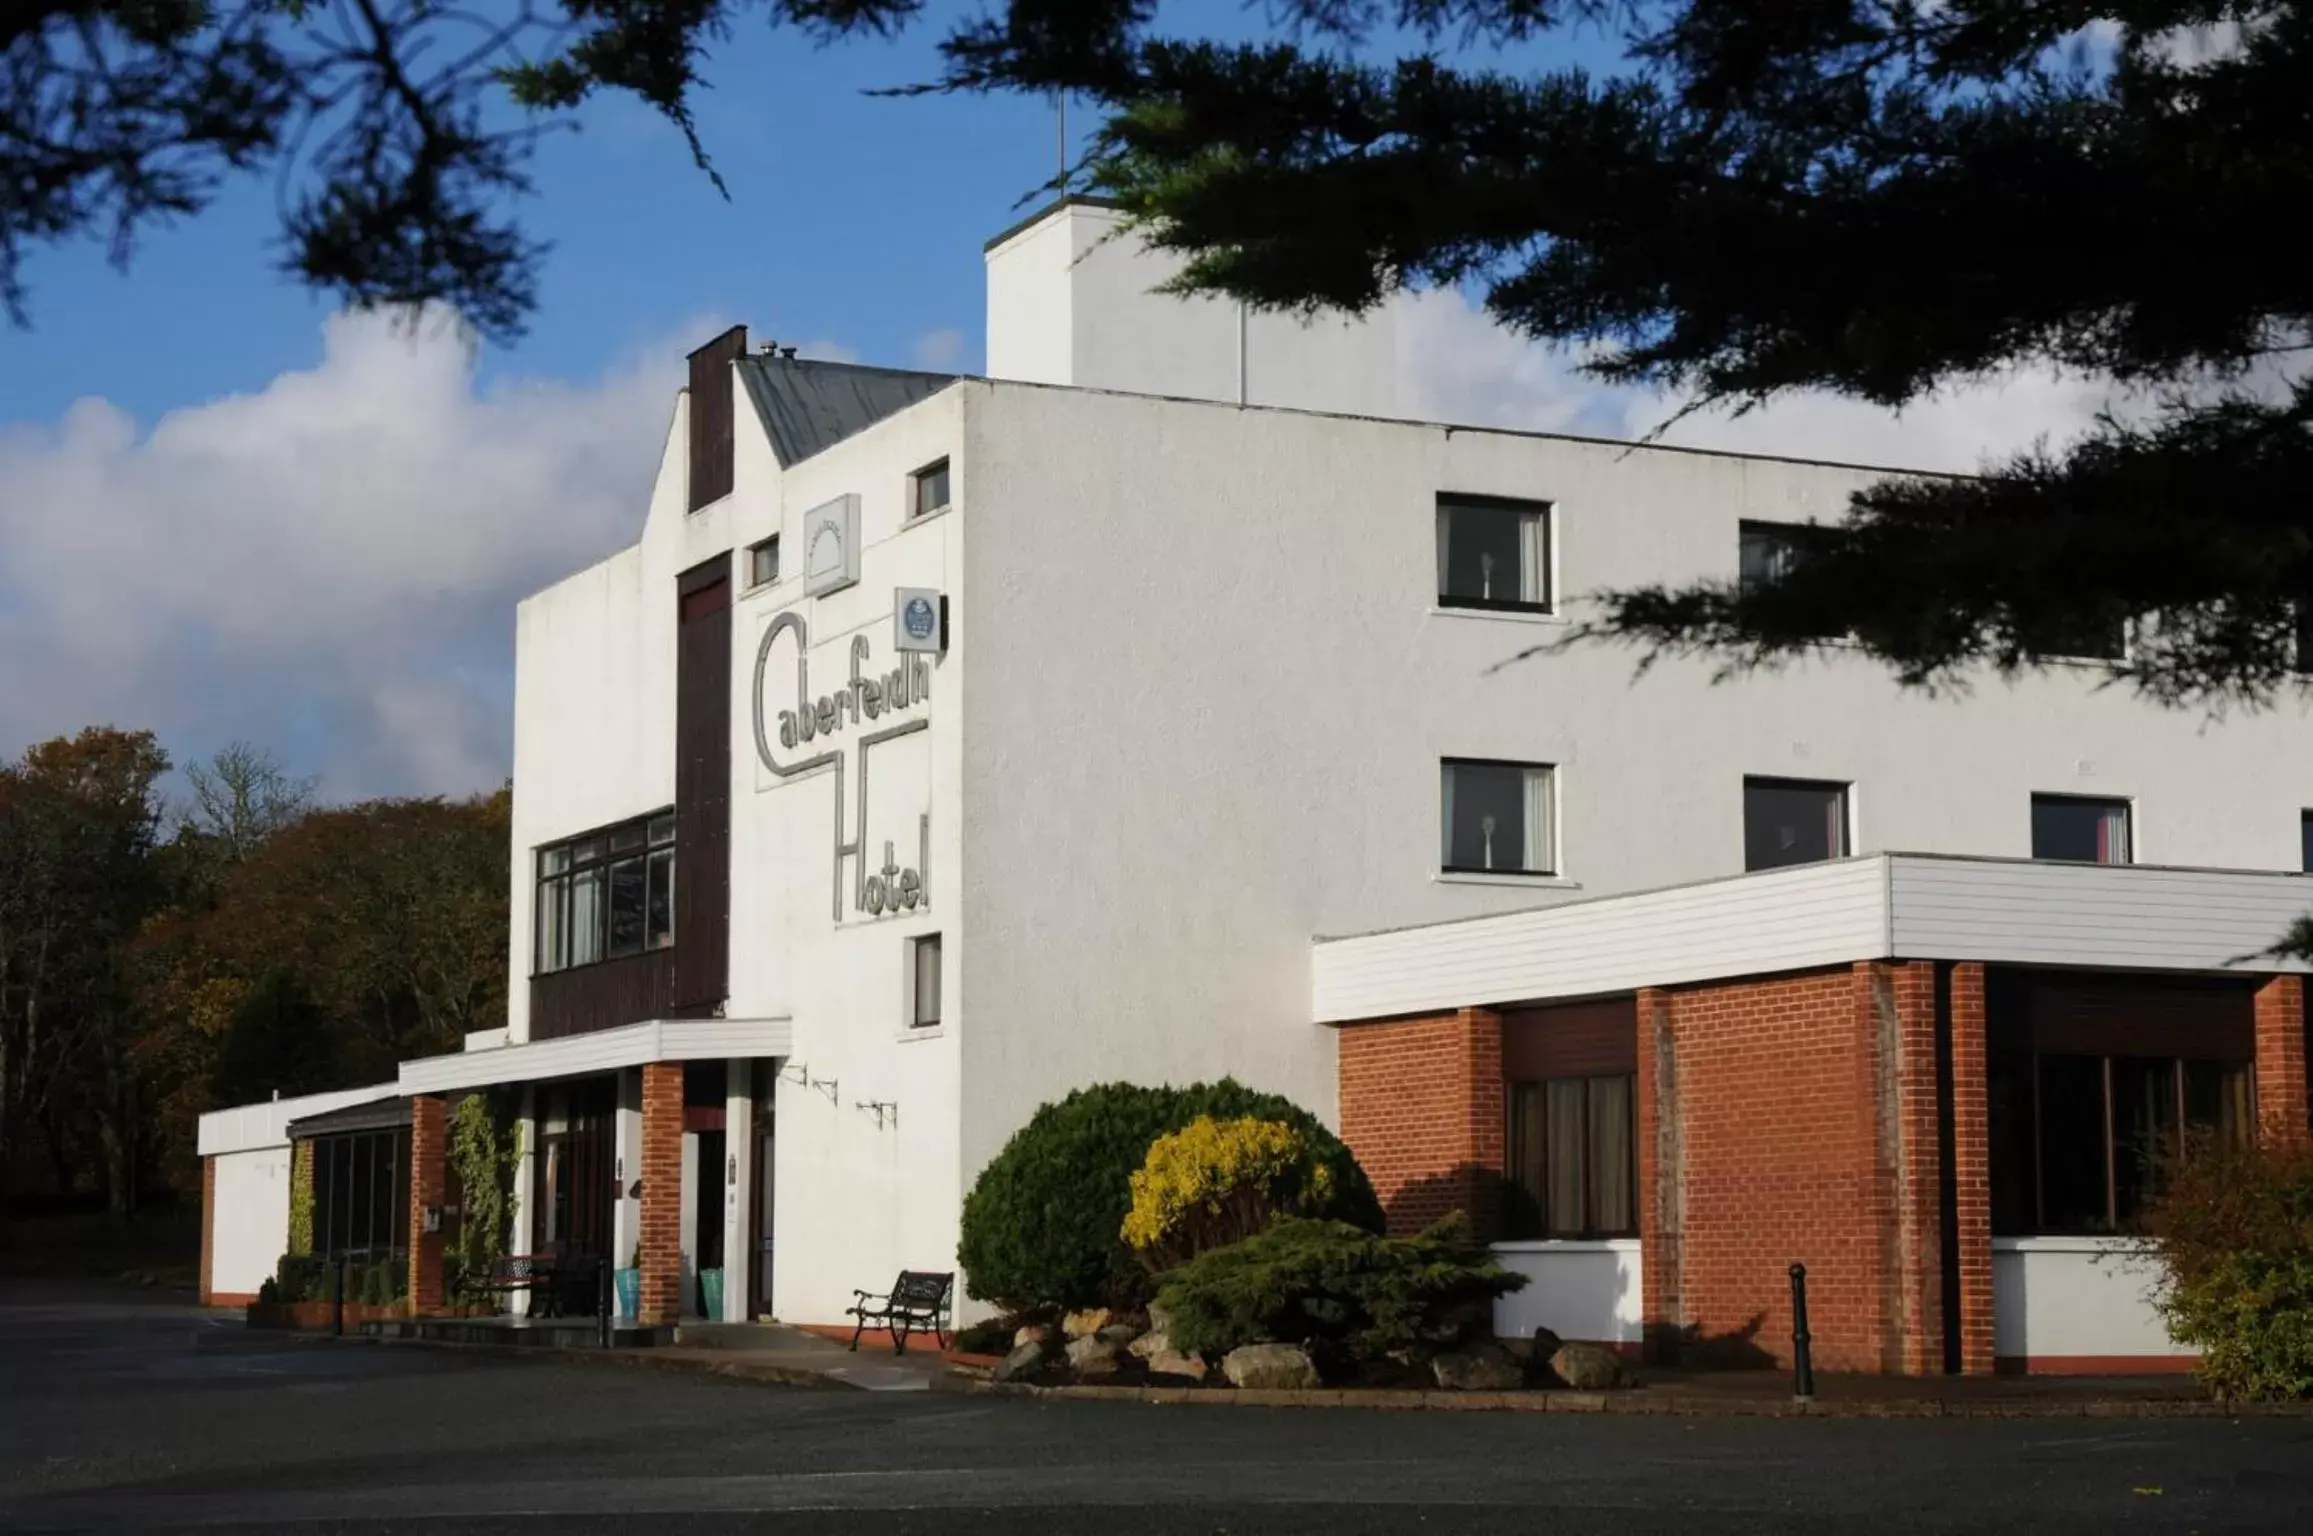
<box><xmin>1128</xmin><ymin>1329</ymin><xmax>1169</xmax><ymax>1359</ymax></box>
<box><xmin>1146</xmin><ymin>1346</ymin><xmax>1208</xmax><ymax>1381</ymax></box>
<box><xmin>1431</xmin><ymin>1343</ymin><xmax>1523</xmax><ymax>1392</ymax></box>
<box><xmin>1061</xmin><ymin>1307</ymin><xmax>1111</xmax><ymax>1339</ymax></box>
<box><xmin>1549</xmin><ymin>1342</ymin><xmax>1633</xmax><ymax>1390</ymax></box>
<box><xmin>994</xmin><ymin>1341</ymin><xmax>1046</xmax><ymax>1383</ymax></box>
<box><xmin>1528</xmin><ymin>1326</ymin><xmax>1563</xmax><ymax>1361</ymax></box>
<box><xmin>1013</xmin><ymin>1322</ymin><xmax>1058</xmax><ymax>1351</ymax></box>
<box><xmin>1146</xmin><ymin>1301</ymin><xmax>1173</xmax><ymax>1336</ymax></box>
<box><xmin>1222</xmin><ymin>1342</ymin><xmax>1319</xmax><ymax>1390</ymax></box>
<box><xmin>1096</xmin><ymin>1322</ymin><xmax>1142</xmax><ymax>1348</ymax></box>
<box><xmin>1064</xmin><ymin>1334</ymin><xmax>1122</xmax><ymax>1377</ymax></box>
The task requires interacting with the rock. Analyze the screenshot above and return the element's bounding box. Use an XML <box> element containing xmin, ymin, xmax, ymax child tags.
<box><xmin>1528</xmin><ymin>1326</ymin><xmax>1564</xmax><ymax>1361</ymax></box>
<box><xmin>1064</xmin><ymin>1334</ymin><xmax>1122</xmax><ymax>1377</ymax></box>
<box><xmin>1431</xmin><ymin>1343</ymin><xmax>1523</xmax><ymax>1392</ymax></box>
<box><xmin>993</xmin><ymin>1341</ymin><xmax>1046</xmax><ymax>1383</ymax></box>
<box><xmin>1146</xmin><ymin>1302</ymin><xmax>1173</xmax><ymax>1336</ymax></box>
<box><xmin>1146</xmin><ymin>1347</ymin><xmax>1208</xmax><ymax>1381</ymax></box>
<box><xmin>1221</xmin><ymin>1342</ymin><xmax>1319</xmax><ymax>1390</ymax></box>
<box><xmin>1096</xmin><ymin>1322</ymin><xmax>1142</xmax><ymax>1348</ymax></box>
<box><xmin>1061</xmin><ymin>1307</ymin><xmax>1111</xmax><ymax>1339</ymax></box>
<box><xmin>1128</xmin><ymin>1329</ymin><xmax>1168</xmax><ymax>1359</ymax></box>
<box><xmin>1549</xmin><ymin>1342</ymin><xmax>1633</xmax><ymax>1390</ymax></box>
<box><xmin>1012</xmin><ymin>1323</ymin><xmax>1058</xmax><ymax>1351</ymax></box>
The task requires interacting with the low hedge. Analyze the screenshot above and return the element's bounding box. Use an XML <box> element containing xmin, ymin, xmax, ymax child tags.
<box><xmin>959</xmin><ymin>1079</ymin><xmax>1383</xmax><ymax>1311</ymax></box>
<box><xmin>1153</xmin><ymin>1214</ymin><xmax>1525</xmax><ymax>1364</ymax></box>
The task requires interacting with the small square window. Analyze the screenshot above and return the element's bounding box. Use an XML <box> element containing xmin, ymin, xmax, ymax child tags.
<box><xmin>1441</xmin><ymin>759</ymin><xmax>1556</xmax><ymax>876</ymax></box>
<box><xmin>909</xmin><ymin>934</ymin><xmax>942</xmax><ymax>1029</ymax></box>
<box><xmin>1738</xmin><ymin>521</ymin><xmax>1816</xmax><ymax>599</ymax></box>
<box><xmin>909</xmin><ymin>459</ymin><xmax>951</xmax><ymax>520</ymax></box>
<box><xmin>1437</xmin><ymin>496</ymin><xmax>1551</xmax><ymax>612</ymax></box>
<box><xmin>748</xmin><ymin>535</ymin><xmax>779</xmax><ymax>589</ymax></box>
<box><xmin>2031</xmin><ymin>794</ymin><xmax>2132</xmax><ymax>864</ymax></box>
<box><xmin>1743</xmin><ymin>777</ymin><xmax>1849</xmax><ymax>872</ymax></box>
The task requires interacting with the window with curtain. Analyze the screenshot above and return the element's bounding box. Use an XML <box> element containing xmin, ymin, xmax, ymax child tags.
<box><xmin>1743</xmin><ymin>777</ymin><xmax>1849</xmax><ymax>871</ymax></box>
<box><xmin>534</xmin><ymin>811</ymin><xmax>676</xmax><ymax>974</ymax></box>
<box><xmin>1437</xmin><ymin>495</ymin><xmax>1552</xmax><ymax>613</ymax></box>
<box><xmin>1441</xmin><ymin>759</ymin><xmax>1556</xmax><ymax>876</ymax></box>
<box><xmin>1989</xmin><ymin>1051</ymin><xmax>2252</xmax><ymax>1233</ymax></box>
<box><xmin>2030</xmin><ymin>794</ymin><xmax>2132</xmax><ymax>865</ymax></box>
<box><xmin>910</xmin><ymin>934</ymin><xmax>942</xmax><ymax>1028</ymax></box>
<box><xmin>1504</xmin><ymin>1074</ymin><xmax>1635</xmax><ymax>1239</ymax></box>
<box><xmin>910</xmin><ymin>458</ymin><xmax>951</xmax><ymax>519</ymax></box>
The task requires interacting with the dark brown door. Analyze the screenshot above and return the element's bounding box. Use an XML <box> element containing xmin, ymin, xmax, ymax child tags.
<box><xmin>672</xmin><ymin>558</ymin><xmax>731</xmax><ymax>1014</ymax></box>
<box><xmin>750</xmin><ymin>1123</ymin><xmax>775</xmax><ymax>1318</ymax></box>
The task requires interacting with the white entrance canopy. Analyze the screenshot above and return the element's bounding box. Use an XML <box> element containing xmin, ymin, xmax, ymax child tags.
<box><xmin>397</xmin><ymin>1016</ymin><xmax>794</xmax><ymax>1097</ymax></box>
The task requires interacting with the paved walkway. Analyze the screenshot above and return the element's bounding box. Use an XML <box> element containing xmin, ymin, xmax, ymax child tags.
<box><xmin>609</xmin><ymin>1320</ymin><xmax>948</xmax><ymax>1391</ymax></box>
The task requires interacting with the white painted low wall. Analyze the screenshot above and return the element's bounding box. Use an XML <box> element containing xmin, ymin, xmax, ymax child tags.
<box><xmin>1489</xmin><ymin>1239</ymin><xmax>1643</xmax><ymax>1346</ymax></box>
<box><xmin>1992</xmin><ymin>1237</ymin><xmax>2191</xmax><ymax>1366</ymax></box>
<box><xmin>211</xmin><ymin>1147</ymin><xmax>291</xmax><ymax>1299</ymax></box>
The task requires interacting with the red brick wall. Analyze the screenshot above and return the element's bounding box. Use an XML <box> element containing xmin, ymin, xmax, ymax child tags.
<box><xmin>1948</xmin><ymin>963</ymin><xmax>1994</xmax><ymax>1374</ymax></box>
<box><xmin>1337</xmin><ymin>1009</ymin><xmax>1502</xmax><ymax>1238</ymax></box>
<box><xmin>2253</xmin><ymin>975</ymin><xmax>2309</xmax><ymax>1147</ymax></box>
<box><xmin>1664</xmin><ymin>964</ymin><xmax>1898</xmax><ymax>1373</ymax></box>
<box><xmin>198</xmin><ymin>1155</ymin><xmax>216</xmax><ymax>1305</ymax></box>
<box><xmin>408</xmin><ymin>1096</ymin><xmax>446</xmax><ymax>1314</ymax></box>
<box><xmin>638</xmin><ymin>1062</ymin><xmax>685</xmax><ymax>1325</ymax></box>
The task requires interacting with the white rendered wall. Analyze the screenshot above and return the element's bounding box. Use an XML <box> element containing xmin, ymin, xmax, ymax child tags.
<box><xmin>955</xmin><ymin>380</ymin><xmax>2313</xmax><ymax>1181</ymax></box>
<box><xmin>1490</xmin><ymin>1240</ymin><xmax>1643</xmax><ymax>1347</ymax></box>
<box><xmin>1992</xmin><ymin>1238</ymin><xmax>2191</xmax><ymax>1365</ymax></box>
<box><xmin>210</xmin><ymin>1148</ymin><xmax>291</xmax><ymax>1297</ymax></box>
<box><xmin>985</xmin><ymin>201</ymin><xmax>1401</xmax><ymax>418</ymax></box>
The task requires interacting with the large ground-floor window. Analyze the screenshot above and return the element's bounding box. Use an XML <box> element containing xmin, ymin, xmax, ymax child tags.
<box><xmin>1988</xmin><ymin>972</ymin><xmax>2256</xmax><ymax>1235</ymax></box>
<box><xmin>309</xmin><ymin>1127</ymin><xmax>410</xmax><ymax>1259</ymax></box>
<box><xmin>1503</xmin><ymin>1074</ymin><xmax>1636</xmax><ymax>1239</ymax></box>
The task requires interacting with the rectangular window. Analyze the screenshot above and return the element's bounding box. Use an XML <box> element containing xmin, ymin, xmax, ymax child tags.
<box><xmin>2301</xmin><ymin>810</ymin><xmax>2312</xmax><ymax>873</ymax></box>
<box><xmin>909</xmin><ymin>934</ymin><xmax>942</xmax><ymax>1028</ymax></box>
<box><xmin>2006</xmin><ymin>1053</ymin><xmax>2253</xmax><ymax>1233</ymax></box>
<box><xmin>909</xmin><ymin>459</ymin><xmax>951</xmax><ymax>520</ymax></box>
<box><xmin>306</xmin><ymin>1127</ymin><xmax>410</xmax><ymax>1259</ymax></box>
<box><xmin>2035</xmin><ymin>615</ymin><xmax>2130</xmax><ymax>662</ymax></box>
<box><xmin>534</xmin><ymin>811</ymin><xmax>677</xmax><ymax>974</ymax></box>
<box><xmin>2031</xmin><ymin>794</ymin><xmax>2132</xmax><ymax>864</ymax></box>
<box><xmin>1504</xmin><ymin>1074</ymin><xmax>1635</xmax><ymax>1239</ymax></box>
<box><xmin>747</xmin><ymin>536</ymin><xmax>779</xmax><ymax>589</ymax></box>
<box><xmin>1441</xmin><ymin>759</ymin><xmax>1556</xmax><ymax>876</ymax></box>
<box><xmin>1436</xmin><ymin>495</ymin><xmax>1551</xmax><ymax>613</ymax></box>
<box><xmin>1738</xmin><ymin>521</ymin><xmax>1816</xmax><ymax>598</ymax></box>
<box><xmin>1743</xmin><ymin>777</ymin><xmax>1849</xmax><ymax>871</ymax></box>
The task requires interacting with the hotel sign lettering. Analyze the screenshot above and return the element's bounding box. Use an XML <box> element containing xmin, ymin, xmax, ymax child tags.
<box><xmin>753</xmin><ymin>607</ymin><xmax>934</xmax><ymax>923</ymax></box>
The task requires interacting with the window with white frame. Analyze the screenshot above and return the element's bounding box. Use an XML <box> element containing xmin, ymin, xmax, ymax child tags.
<box><xmin>2030</xmin><ymin>793</ymin><xmax>2132</xmax><ymax>864</ymax></box>
<box><xmin>1441</xmin><ymin>759</ymin><xmax>1556</xmax><ymax>876</ymax></box>
<box><xmin>909</xmin><ymin>459</ymin><xmax>951</xmax><ymax>520</ymax></box>
<box><xmin>909</xmin><ymin>933</ymin><xmax>942</xmax><ymax>1028</ymax></box>
<box><xmin>1436</xmin><ymin>495</ymin><xmax>1551</xmax><ymax>613</ymax></box>
<box><xmin>747</xmin><ymin>535</ymin><xmax>779</xmax><ymax>589</ymax></box>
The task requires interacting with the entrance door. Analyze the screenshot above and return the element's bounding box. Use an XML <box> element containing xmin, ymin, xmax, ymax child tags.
<box><xmin>751</xmin><ymin>1117</ymin><xmax>775</xmax><ymax>1318</ymax></box>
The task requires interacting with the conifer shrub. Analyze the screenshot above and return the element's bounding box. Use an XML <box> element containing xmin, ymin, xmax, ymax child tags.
<box><xmin>2140</xmin><ymin>1133</ymin><xmax>2313</xmax><ymax>1402</ymax></box>
<box><xmin>1121</xmin><ymin>1115</ymin><xmax>1335</xmax><ymax>1272</ymax></box>
<box><xmin>958</xmin><ymin>1080</ymin><xmax>1382</xmax><ymax>1311</ymax></box>
<box><xmin>1152</xmin><ymin>1215</ymin><xmax>1525</xmax><ymax>1364</ymax></box>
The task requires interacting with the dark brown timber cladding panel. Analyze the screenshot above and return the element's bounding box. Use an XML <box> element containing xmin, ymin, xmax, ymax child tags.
<box><xmin>1501</xmin><ymin>998</ymin><xmax>1638</xmax><ymax>1080</ymax></box>
<box><xmin>529</xmin><ymin>949</ymin><xmax>681</xmax><ymax>1041</ymax></box>
<box><xmin>672</xmin><ymin>556</ymin><xmax>731</xmax><ymax>1013</ymax></box>
<box><xmin>687</xmin><ymin>325</ymin><xmax>746</xmax><ymax>511</ymax></box>
<box><xmin>1988</xmin><ymin>970</ymin><xmax>2256</xmax><ymax>1058</ymax></box>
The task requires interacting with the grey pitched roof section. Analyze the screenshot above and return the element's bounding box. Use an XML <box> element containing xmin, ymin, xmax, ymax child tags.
<box><xmin>735</xmin><ymin>356</ymin><xmax>958</xmax><ymax>468</ymax></box>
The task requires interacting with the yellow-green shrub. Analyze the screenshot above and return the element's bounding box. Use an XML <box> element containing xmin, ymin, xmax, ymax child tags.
<box><xmin>1122</xmin><ymin>1116</ymin><xmax>1335</xmax><ymax>1271</ymax></box>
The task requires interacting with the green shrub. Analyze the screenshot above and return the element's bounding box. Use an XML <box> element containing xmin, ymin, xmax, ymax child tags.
<box><xmin>959</xmin><ymin>1079</ymin><xmax>1383</xmax><ymax>1311</ymax></box>
<box><xmin>2140</xmin><ymin>1135</ymin><xmax>2313</xmax><ymax>1402</ymax></box>
<box><xmin>357</xmin><ymin>1257</ymin><xmax>404</xmax><ymax>1307</ymax></box>
<box><xmin>1122</xmin><ymin>1116</ymin><xmax>1337</xmax><ymax>1272</ymax></box>
<box><xmin>1153</xmin><ymin>1215</ymin><xmax>1526</xmax><ymax>1364</ymax></box>
<box><xmin>273</xmin><ymin>1253</ymin><xmax>330</xmax><ymax>1302</ymax></box>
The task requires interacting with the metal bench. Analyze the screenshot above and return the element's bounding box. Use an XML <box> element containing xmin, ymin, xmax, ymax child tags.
<box><xmin>846</xmin><ymin>1270</ymin><xmax>953</xmax><ymax>1354</ymax></box>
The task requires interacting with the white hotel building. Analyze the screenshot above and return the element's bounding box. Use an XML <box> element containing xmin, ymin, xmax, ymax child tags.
<box><xmin>200</xmin><ymin>199</ymin><xmax>2313</xmax><ymax>1376</ymax></box>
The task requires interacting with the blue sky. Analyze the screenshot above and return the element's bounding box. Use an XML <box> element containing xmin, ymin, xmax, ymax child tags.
<box><xmin>0</xmin><ymin>7</ymin><xmax>2117</xmax><ymax>799</ymax></box>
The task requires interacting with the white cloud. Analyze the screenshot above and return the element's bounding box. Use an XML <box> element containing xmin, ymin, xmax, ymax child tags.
<box><xmin>1396</xmin><ymin>287</ymin><xmax>2139</xmax><ymax>475</ymax></box>
<box><xmin>911</xmin><ymin>327</ymin><xmax>966</xmax><ymax>371</ymax></box>
<box><xmin>0</xmin><ymin>309</ymin><xmax>688</xmax><ymax>799</ymax></box>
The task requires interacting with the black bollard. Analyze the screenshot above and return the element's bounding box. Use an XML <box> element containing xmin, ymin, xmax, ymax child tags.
<box><xmin>332</xmin><ymin>1255</ymin><xmax>345</xmax><ymax>1338</ymax></box>
<box><xmin>598</xmin><ymin>1259</ymin><xmax>612</xmax><ymax>1349</ymax></box>
<box><xmin>1789</xmin><ymin>1262</ymin><xmax>1815</xmax><ymax>1400</ymax></box>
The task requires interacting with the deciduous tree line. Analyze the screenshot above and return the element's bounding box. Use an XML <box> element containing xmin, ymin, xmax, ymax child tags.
<box><xmin>0</xmin><ymin>728</ymin><xmax>507</xmax><ymax>1214</ymax></box>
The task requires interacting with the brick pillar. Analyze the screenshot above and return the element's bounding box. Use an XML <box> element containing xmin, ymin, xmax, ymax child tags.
<box><xmin>2253</xmin><ymin>974</ymin><xmax>2309</xmax><ymax>1147</ymax></box>
<box><xmin>1336</xmin><ymin>1008</ymin><xmax>1503</xmax><ymax>1237</ymax></box>
<box><xmin>1885</xmin><ymin>961</ymin><xmax>1944</xmax><ymax>1377</ymax></box>
<box><xmin>638</xmin><ymin>1062</ymin><xmax>684</xmax><ymax>1326</ymax></box>
<box><xmin>1635</xmin><ymin>986</ymin><xmax>1682</xmax><ymax>1364</ymax></box>
<box><xmin>408</xmin><ymin>1095</ymin><xmax>447</xmax><ymax>1315</ymax></box>
<box><xmin>1948</xmin><ymin>963</ymin><xmax>1994</xmax><ymax>1375</ymax></box>
<box><xmin>198</xmin><ymin>1155</ymin><xmax>216</xmax><ymax>1306</ymax></box>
